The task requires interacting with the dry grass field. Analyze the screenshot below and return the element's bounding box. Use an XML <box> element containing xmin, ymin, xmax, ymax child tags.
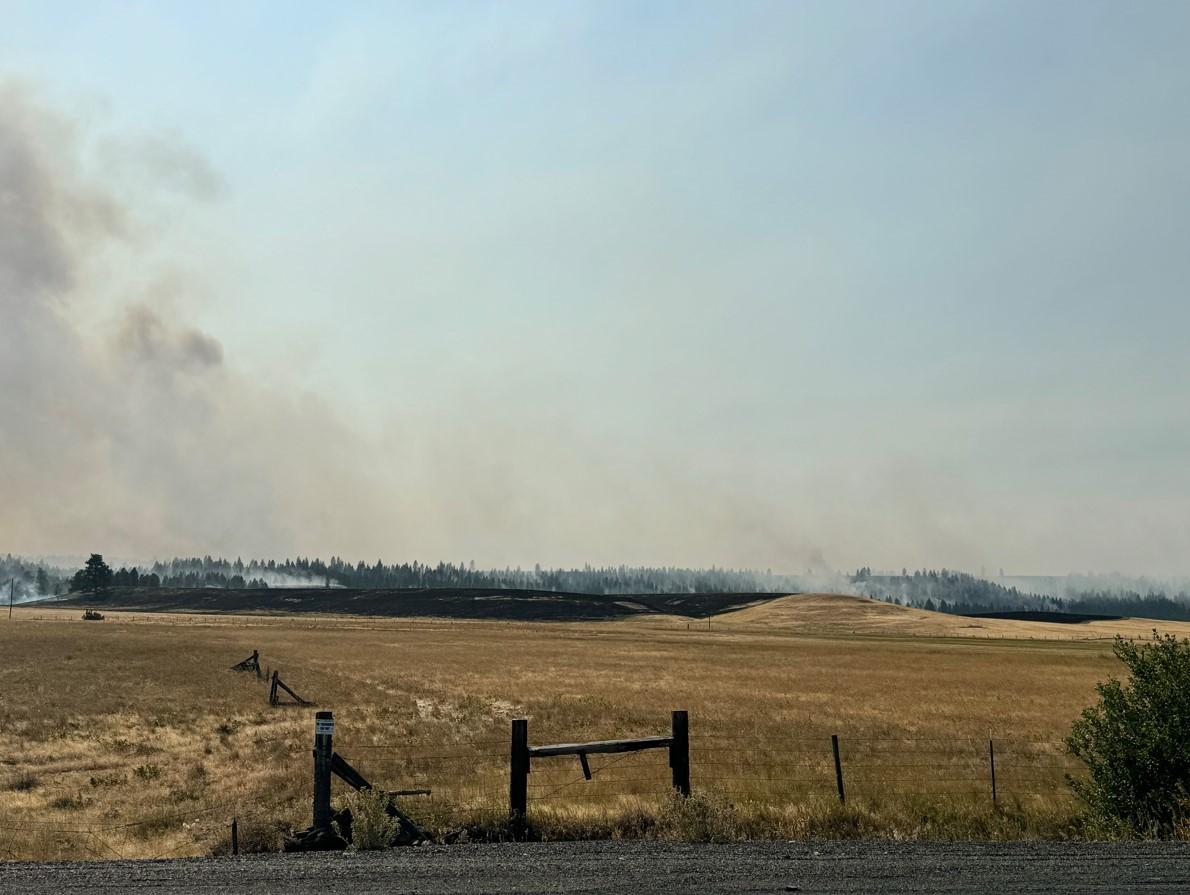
<box><xmin>647</xmin><ymin>593</ymin><xmax>1190</xmax><ymax>641</ymax></box>
<box><xmin>1</xmin><ymin>596</ymin><xmax>1182</xmax><ymax>860</ymax></box>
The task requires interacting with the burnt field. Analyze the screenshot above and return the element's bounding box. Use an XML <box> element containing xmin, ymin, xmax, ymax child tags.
<box><xmin>963</xmin><ymin>611</ymin><xmax>1125</xmax><ymax>624</ymax></box>
<box><xmin>54</xmin><ymin>586</ymin><xmax>784</xmax><ymax>621</ymax></box>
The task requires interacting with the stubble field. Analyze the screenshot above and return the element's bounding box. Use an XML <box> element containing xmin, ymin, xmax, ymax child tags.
<box><xmin>0</xmin><ymin>598</ymin><xmax>1170</xmax><ymax>860</ymax></box>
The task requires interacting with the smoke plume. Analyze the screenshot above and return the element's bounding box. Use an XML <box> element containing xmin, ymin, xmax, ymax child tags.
<box><xmin>0</xmin><ymin>82</ymin><xmax>401</xmax><ymax>560</ymax></box>
<box><xmin>0</xmin><ymin>82</ymin><xmax>870</xmax><ymax>573</ymax></box>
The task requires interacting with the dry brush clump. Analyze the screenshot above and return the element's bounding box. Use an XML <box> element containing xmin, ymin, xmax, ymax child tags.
<box><xmin>340</xmin><ymin>787</ymin><xmax>400</xmax><ymax>851</ymax></box>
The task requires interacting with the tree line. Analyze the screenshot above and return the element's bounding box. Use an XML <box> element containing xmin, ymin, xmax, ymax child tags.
<box><xmin>4</xmin><ymin>553</ymin><xmax>1189</xmax><ymax>619</ymax></box>
<box><xmin>5</xmin><ymin>553</ymin><xmax>798</xmax><ymax>596</ymax></box>
<box><xmin>0</xmin><ymin>555</ymin><xmax>69</xmax><ymax>599</ymax></box>
<box><xmin>853</xmin><ymin>568</ymin><xmax>1190</xmax><ymax>621</ymax></box>
<box><xmin>140</xmin><ymin>555</ymin><xmax>798</xmax><ymax>594</ymax></box>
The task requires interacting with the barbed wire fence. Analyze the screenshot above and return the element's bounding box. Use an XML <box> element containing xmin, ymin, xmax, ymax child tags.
<box><xmin>1</xmin><ymin>716</ymin><xmax>1088</xmax><ymax>861</ymax></box>
<box><xmin>332</xmin><ymin>722</ymin><xmax>1085</xmax><ymax>828</ymax></box>
<box><xmin>0</xmin><ymin>790</ymin><xmax>307</xmax><ymax>861</ymax></box>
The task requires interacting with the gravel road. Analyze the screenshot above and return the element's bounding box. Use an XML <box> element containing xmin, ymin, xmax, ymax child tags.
<box><xmin>5</xmin><ymin>841</ymin><xmax>1190</xmax><ymax>894</ymax></box>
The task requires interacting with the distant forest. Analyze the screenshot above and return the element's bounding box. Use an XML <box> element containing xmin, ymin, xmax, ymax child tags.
<box><xmin>1</xmin><ymin>554</ymin><xmax>798</xmax><ymax>598</ymax></box>
<box><xmin>138</xmin><ymin>556</ymin><xmax>801</xmax><ymax>594</ymax></box>
<box><xmin>853</xmin><ymin>568</ymin><xmax>1190</xmax><ymax>621</ymax></box>
<box><xmin>4</xmin><ymin>553</ymin><xmax>1189</xmax><ymax>620</ymax></box>
<box><xmin>0</xmin><ymin>556</ymin><xmax>69</xmax><ymax>600</ymax></box>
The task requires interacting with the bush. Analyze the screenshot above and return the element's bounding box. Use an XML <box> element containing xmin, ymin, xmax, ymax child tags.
<box><xmin>7</xmin><ymin>771</ymin><xmax>39</xmax><ymax>792</ymax></box>
<box><xmin>343</xmin><ymin>788</ymin><xmax>399</xmax><ymax>851</ymax></box>
<box><xmin>49</xmin><ymin>792</ymin><xmax>88</xmax><ymax>811</ymax></box>
<box><xmin>1066</xmin><ymin>632</ymin><xmax>1190</xmax><ymax>835</ymax></box>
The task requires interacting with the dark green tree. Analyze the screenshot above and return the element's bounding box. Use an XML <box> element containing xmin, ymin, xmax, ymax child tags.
<box><xmin>71</xmin><ymin>554</ymin><xmax>113</xmax><ymax>595</ymax></box>
<box><xmin>1067</xmin><ymin>632</ymin><xmax>1190</xmax><ymax>835</ymax></box>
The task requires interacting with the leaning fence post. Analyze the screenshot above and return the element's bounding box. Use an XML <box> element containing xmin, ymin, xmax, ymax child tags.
<box><xmin>313</xmin><ymin>711</ymin><xmax>334</xmax><ymax>831</ymax></box>
<box><xmin>989</xmin><ymin>738</ymin><xmax>997</xmax><ymax>805</ymax></box>
<box><xmin>832</xmin><ymin>734</ymin><xmax>845</xmax><ymax>803</ymax></box>
<box><xmin>670</xmin><ymin>710</ymin><xmax>691</xmax><ymax>796</ymax></box>
<box><xmin>510</xmin><ymin>719</ymin><xmax>529</xmax><ymax>831</ymax></box>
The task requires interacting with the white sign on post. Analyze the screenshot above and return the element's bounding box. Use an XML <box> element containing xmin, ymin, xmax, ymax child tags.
<box><xmin>316</xmin><ymin>717</ymin><xmax>334</xmax><ymax>736</ymax></box>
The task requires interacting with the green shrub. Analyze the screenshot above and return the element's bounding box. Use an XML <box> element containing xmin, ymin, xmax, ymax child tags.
<box><xmin>1067</xmin><ymin>632</ymin><xmax>1190</xmax><ymax>836</ymax></box>
<box><xmin>343</xmin><ymin>788</ymin><xmax>399</xmax><ymax>851</ymax></box>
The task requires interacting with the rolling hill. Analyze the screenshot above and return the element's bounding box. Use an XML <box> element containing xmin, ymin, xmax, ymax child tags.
<box><xmin>702</xmin><ymin>592</ymin><xmax>1190</xmax><ymax>640</ymax></box>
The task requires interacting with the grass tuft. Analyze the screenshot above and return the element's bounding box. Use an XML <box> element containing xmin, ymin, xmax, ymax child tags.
<box><xmin>7</xmin><ymin>771</ymin><xmax>40</xmax><ymax>792</ymax></box>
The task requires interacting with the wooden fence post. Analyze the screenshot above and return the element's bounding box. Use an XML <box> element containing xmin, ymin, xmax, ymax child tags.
<box><xmin>231</xmin><ymin>816</ymin><xmax>239</xmax><ymax>855</ymax></box>
<box><xmin>313</xmin><ymin>711</ymin><xmax>334</xmax><ymax>830</ymax></box>
<box><xmin>670</xmin><ymin>710</ymin><xmax>690</xmax><ymax>796</ymax></box>
<box><xmin>989</xmin><ymin>738</ymin><xmax>997</xmax><ymax>806</ymax></box>
<box><xmin>510</xmin><ymin>719</ymin><xmax>529</xmax><ymax>830</ymax></box>
<box><xmin>832</xmin><ymin>734</ymin><xmax>845</xmax><ymax>803</ymax></box>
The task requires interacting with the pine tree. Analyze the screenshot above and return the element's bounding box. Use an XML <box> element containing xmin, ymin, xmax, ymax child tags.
<box><xmin>72</xmin><ymin>554</ymin><xmax>113</xmax><ymax>594</ymax></box>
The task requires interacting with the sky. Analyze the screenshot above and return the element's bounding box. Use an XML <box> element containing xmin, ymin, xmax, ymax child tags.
<box><xmin>1</xmin><ymin>0</ymin><xmax>1188</xmax><ymax>574</ymax></box>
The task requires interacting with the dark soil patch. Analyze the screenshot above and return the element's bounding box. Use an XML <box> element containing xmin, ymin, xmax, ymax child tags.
<box><xmin>55</xmin><ymin>587</ymin><xmax>791</xmax><ymax>622</ymax></box>
<box><xmin>962</xmin><ymin>610</ymin><xmax>1123</xmax><ymax>624</ymax></box>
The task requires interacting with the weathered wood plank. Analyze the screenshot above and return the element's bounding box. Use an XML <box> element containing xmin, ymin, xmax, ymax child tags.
<box><xmin>510</xmin><ymin>719</ymin><xmax>529</xmax><ymax>825</ymax></box>
<box><xmin>331</xmin><ymin>752</ymin><xmax>372</xmax><ymax>791</ymax></box>
<box><xmin>314</xmin><ymin>712</ymin><xmax>334</xmax><ymax>829</ymax></box>
<box><xmin>529</xmin><ymin>735</ymin><xmax>673</xmax><ymax>757</ymax></box>
<box><xmin>670</xmin><ymin>710</ymin><xmax>690</xmax><ymax>796</ymax></box>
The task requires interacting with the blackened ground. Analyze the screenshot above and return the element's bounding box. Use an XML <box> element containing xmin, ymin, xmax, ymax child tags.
<box><xmin>54</xmin><ymin>587</ymin><xmax>784</xmax><ymax>621</ymax></box>
<box><xmin>3</xmin><ymin>841</ymin><xmax>1189</xmax><ymax>894</ymax></box>
<box><xmin>962</xmin><ymin>611</ymin><xmax>1124</xmax><ymax>624</ymax></box>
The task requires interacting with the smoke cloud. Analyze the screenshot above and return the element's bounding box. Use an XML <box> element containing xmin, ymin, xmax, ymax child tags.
<box><xmin>0</xmin><ymin>82</ymin><xmax>400</xmax><ymax>561</ymax></box>
<box><xmin>7</xmin><ymin>76</ymin><xmax>1178</xmax><ymax>578</ymax></box>
<box><xmin>113</xmin><ymin>304</ymin><xmax>224</xmax><ymax>371</ymax></box>
<box><xmin>0</xmin><ymin>81</ymin><xmax>844</xmax><ymax>571</ymax></box>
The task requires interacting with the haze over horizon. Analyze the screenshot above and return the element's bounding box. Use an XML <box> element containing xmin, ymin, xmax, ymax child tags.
<box><xmin>2</xmin><ymin>1</ymin><xmax>1188</xmax><ymax>576</ymax></box>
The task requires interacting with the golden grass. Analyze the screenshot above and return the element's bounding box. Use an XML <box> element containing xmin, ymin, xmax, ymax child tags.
<box><xmin>644</xmin><ymin>592</ymin><xmax>1190</xmax><ymax>641</ymax></box>
<box><xmin>1</xmin><ymin>596</ymin><xmax>1176</xmax><ymax>859</ymax></box>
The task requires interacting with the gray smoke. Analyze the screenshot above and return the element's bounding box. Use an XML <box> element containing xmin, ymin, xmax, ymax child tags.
<box><xmin>0</xmin><ymin>82</ymin><xmax>399</xmax><ymax>560</ymax></box>
<box><xmin>113</xmin><ymin>304</ymin><xmax>224</xmax><ymax>370</ymax></box>
<box><xmin>0</xmin><ymin>82</ymin><xmax>843</xmax><ymax>573</ymax></box>
<box><xmin>97</xmin><ymin>130</ymin><xmax>224</xmax><ymax>202</ymax></box>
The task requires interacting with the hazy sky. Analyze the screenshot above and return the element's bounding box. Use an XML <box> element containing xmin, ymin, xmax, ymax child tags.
<box><xmin>2</xmin><ymin>1</ymin><xmax>1188</xmax><ymax>574</ymax></box>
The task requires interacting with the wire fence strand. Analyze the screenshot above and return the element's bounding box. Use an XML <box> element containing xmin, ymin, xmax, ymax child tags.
<box><xmin>0</xmin><ymin>731</ymin><xmax>1089</xmax><ymax>861</ymax></box>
